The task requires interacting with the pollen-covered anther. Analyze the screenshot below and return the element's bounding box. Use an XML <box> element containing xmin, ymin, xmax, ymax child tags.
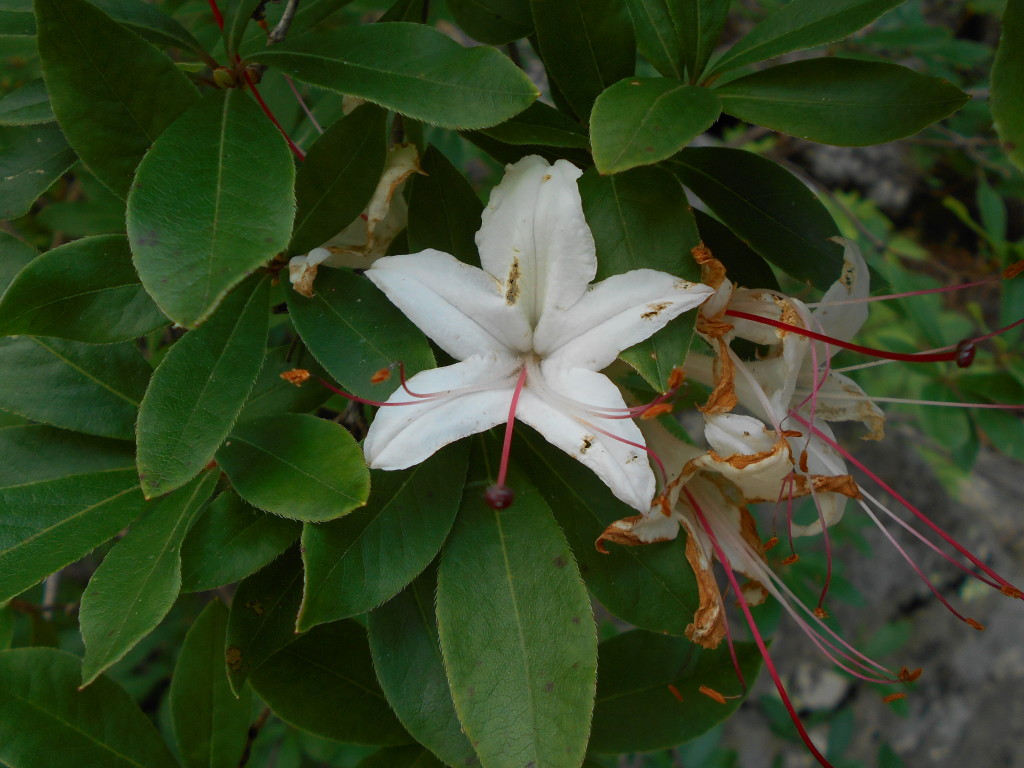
<box><xmin>883</xmin><ymin>693</ymin><xmax>907</xmax><ymax>704</ymax></box>
<box><xmin>370</xmin><ymin>367</ymin><xmax>392</xmax><ymax>384</ymax></box>
<box><xmin>763</xmin><ymin>536</ymin><xmax>780</xmax><ymax>551</ymax></box>
<box><xmin>667</xmin><ymin>366</ymin><xmax>686</xmax><ymax>390</ymax></box>
<box><xmin>640</xmin><ymin>403</ymin><xmax>674</xmax><ymax>420</ymax></box>
<box><xmin>966</xmin><ymin>618</ymin><xmax>986</xmax><ymax>631</ymax></box>
<box><xmin>1000</xmin><ymin>585</ymin><xmax>1023</xmax><ymax>599</ymax></box>
<box><xmin>698</xmin><ymin>685</ymin><xmax>732</xmax><ymax>704</ymax></box>
<box><xmin>813</xmin><ymin>607</ymin><xmax>829</xmax><ymax>619</ymax></box>
<box><xmin>280</xmin><ymin>368</ymin><xmax>310</xmax><ymax>386</ymax></box>
<box><xmin>781</xmin><ymin>554</ymin><xmax>799</xmax><ymax>566</ymax></box>
<box><xmin>898</xmin><ymin>666</ymin><xmax>922</xmax><ymax>682</ymax></box>
<box><xmin>667</xmin><ymin>684</ymin><xmax>684</xmax><ymax>702</ymax></box>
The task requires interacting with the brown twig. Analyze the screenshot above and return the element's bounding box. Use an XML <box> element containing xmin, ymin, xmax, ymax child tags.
<box><xmin>268</xmin><ymin>0</ymin><xmax>301</xmax><ymax>44</ymax></box>
<box><xmin>237</xmin><ymin>707</ymin><xmax>272</xmax><ymax>768</ymax></box>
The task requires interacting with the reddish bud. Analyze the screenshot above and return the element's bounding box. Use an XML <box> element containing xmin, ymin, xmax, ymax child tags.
<box><xmin>484</xmin><ymin>484</ymin><xmax>515</xmax><ymax>509</ymax></box>
<box><xmin>955</xmin><ymin>339</ymin><xmax>976</xmax><ymax>369</ymax></box>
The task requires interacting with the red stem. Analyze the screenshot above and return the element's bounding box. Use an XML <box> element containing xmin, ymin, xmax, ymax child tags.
<box><xmin>242</xmin><ymin>68</ymin><xmax>306</xmax><ymax>160</ymax></box>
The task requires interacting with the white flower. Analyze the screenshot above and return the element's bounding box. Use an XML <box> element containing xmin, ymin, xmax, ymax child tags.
<box><xmin>361</xmin><ymin>156</ymin><xmax>714</xmax><ymax>511</ymax></box>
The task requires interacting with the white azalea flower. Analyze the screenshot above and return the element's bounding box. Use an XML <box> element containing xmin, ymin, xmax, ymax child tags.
<box><xmin>361</xmin><ymin>155</ymin><xmax>714</xmax><ymax>511</ymax></box>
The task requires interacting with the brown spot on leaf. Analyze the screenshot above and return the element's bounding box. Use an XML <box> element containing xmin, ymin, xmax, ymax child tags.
<box><xmin>245</xmin><ymin>600</ymin><xmax>264</xmax><ymax>616</ymax></box>
<box><xmin>225</xmin><ymin>646</ymin><xmax>243</xmax><ymax>671</ymax></box>
<box><xmin>553</xmin><ymin>555</ymin><xmax>567</xmax><ymax>568</ymax></box>
<box><xmin>543</xmin><ymin>681</ymin><xmax>554</xmax><ymax>693</ymax></box>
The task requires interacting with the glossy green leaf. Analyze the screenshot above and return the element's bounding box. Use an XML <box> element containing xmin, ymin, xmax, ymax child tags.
<box><xmin>299</xmin><ymin>443</ymin><xmax>468</xmax><ymax>630</ymax></box>
<box><xmin>531</xmin><ymin>0</ymin><xmax>635</xmax><ymax>120</ymax></box>
<box><xmin>993</xmin><ymin>0</ymin><xmax>1024</xmax><ymax>170</ymax></box>
<box><xmin>668</xmin><ymin>147</ymin><xmax>843</xmax><ymax>289</ymax></box>
<box><xmin>437</xmin><ymin>456</ymin><xmax>597</xmax><ymax>768</ymax></box>
<box><xmin>0</xmin><ymin>124</ymin><xmax>76</xmax><ymax>219</ymax></box>
<box><xmin>217</xmin><ymin>413</ymin><xmax>370</xmax><ymax>522</ymax></box>
<box><xmin>592</xmin><ymin>77</ymin><xmax>720</xmax><ymax>175</ymax></box>
<box><xmin>0</xmin><ymin>235</ymin><xmax>167</xmax><ymax>342</ymax></box>
<box><xmin>238</xmin><ymin>346</ymin><xmax>332</xmax><ymax>423</ymax></box>
<box><xmin>0</xmin><ymin>424</ymin><xmax>135</xmax><ymax>487</ymax></box>
<box><xmin>579</xmin><ymin>166</ymin><xmax>701</xmax><ymax>391</ymax></box>
<box><xmin>225</xmin><ymin>0</ymin><xmax>264</xmax><ymax>58</ymax></box>
<box><xmin>476</xmin><ymin>101</ymin><xmax>589</xmax><ymax>149</ymax></box>
<box><xmin>516</xmin><ymin>430</ymin><xmax>698</xmax><ymax>635</ymax></box>
<box><xmin>0</xmin><ymin>336</ymin><xmax>150</xmax><ymax>439</ymax></box>
<box><xmin>249</xmin><ymin>23</ymin><xmax>538</xmax><ymax>129</ymax></box>
<box><xmin>249</xmin><ymin>620</ymin><xmax>411</xmax><ymax>745</ymax></box>
<box><xmin>706</xmin><ymin>0</ymin><xmax>905</xmax><ymax>77</ymax></box>
<box><xmin>0</xmin><ymin>79</ymin><xmax>54</xmax><ymax>125</ymax></box>
<box><xmin>170</xmin><ymin>600</ymin><xmax>252</xmax><ymax>768</ymax></box>
<box><xmin>127</xmin><ymin>90</ymin><xmax>295</xmax><ymax>327</ymax></box>
<box><xmin>289</xmin><ymin>105</ymin><xmax>387</xmax><ymax>256</ymax></box>
<box><xmin>88</xmin><ymin>0</ymin><xmax>206</xmax><ymax>56</ymax></box>
<box><xmin>225</xmin><ymin>547</ymin><xmax>304</xmax><ymax>695</ymax></box>
<box><xmin>377</xmin><ymin>0</ymin><xmax>427</xmax><ymax>23</ymax></box>
<box><xmin>447</xmin><ymin>0</ymin><xmax>532</xmax><ymax>44</ymax></box>
<box><xmin>80</xmin><ymin>471</ymin><xmax>217</xmax><ymax>685</ymax></box>
<box><xmin>692</xmin><ymin>209</ymin><xmax>779</xmax><ymax>290</ymax></box>
<box><xmin>357</xmin><ymin>746</ymin><xmax>446</xmax><ymax>768</ymax></box>
<box><xmin>407</xmin><ymin>145</ymin><xmax>484</xmax><ymax>265</ymax></box>
<box><xmin>286</xmin><ymin>268</ymin><xmax>435</xmax><ymax>400</ymax></box>
<box><xmin>0</xmin><ymin>231</ymin><xmax>38</xmax><ymax>297</ymax></box>
<box><xmin>368</xmin><ymin>567</ymin><xmax>477</xmax><ymax>768</ymax></box>
<box><xmin>181</xmin><ymin>489</ymin><xmax>300</xmax><ymax>593</ymax></box>
<box><xmin>716</xmin><ymin>58</ymin><xmax>968</xmax><ymax>145</ymax></box>
<box><xmin>35</xmin><ymin>0</ymin><xmax>200</xmax><ymax>197</ymax></box>
<box><xmin>36</xmin><ymin>170</ymin><xmax>127</xmax><ymax>238</ymax></box>
<box><xmin>589</xmin><ymin>631</ymin><xmax>762</xmax><ymax>753</ymax></box>
<box><xmin>0</xmin><ymin>467</ymin><xmax>144</xmax><ymax>604</ymax></box>
<box><xmin>0</xmin><ymin>647</ymin><xmax>179</xmax><ymax>768</ymax></box>
<box><xmin>625</xmin><ymin>0</ymin><xmax>730</xmax><ymax>81</ymax></box>
<box><xmin>137</xmin><ymin>278</ymin><xmax>269</xmax><ymax>498</ymax></box>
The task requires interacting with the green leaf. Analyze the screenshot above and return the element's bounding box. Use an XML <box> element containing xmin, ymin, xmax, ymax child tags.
<box><xmin>0</xmin><ymin>231</ymin><xmax>38</xmax><ymax>297</ymax></box>
<box><xmin>299</xmin><ymin>443</ymin><xmax>468</xmax><ymax>630</ymax></box>
<box><xmin>0</xmin><ymin>10</ymin><xmax>36</xmax><ymax>36</ymax></box>
<box><xmin>0</xmin><ymin>124</ymin><xmax>76</xmax><ymax>219</ymax></box>
<box><xmin>515</xmin><ymin>431</ymin><xmax>698</xmax><ymax>635</ymax></box>
<box><xmin>137</xmin><ymin>278</ymin><xmax>269</xmax><ymax>498</ymax></box>
<box><xmin>88</xmin><ymin>0</ymin><xmax>208</xmax><ymax>57</ymax></box>
<box><xmin>217</xmin><ymin>413</ymin><xmax>370</xmax><ymax>522</ymax></box>
<box><xmin>407</xmin><ymin>145</ymin><xmax>484</xmax><ymax>265</ymax></box>
<box><xmin>0</xmin><ymin>647</ymin><xmax>179</xmax><ymax>768</ymax></box>
<box><xmin>249</xmin><ymin>23</ymin><xmax>538</xmax><ymax>129</ymax></box>
<box><xmin>625</xmin><ymin>0</ymin><xmax>730</xmax><ymax>81</ymax></box>
<box><xmin>238</xmin><ymin>346</ymin><xmax>332</xmax><ymax>423</ymax></box>
<box><xmin>80</xmin><ymin>470</ymin><xmax>217</xmax><ymax>686</ymax></box>
<box><xmin>530</xmin><ymin>0</ymin><xmax>635</xmax><ymax>120</ymax></box>
<box><xmin>592</xmin><ymin>77</ymin><xmax>720</xmax><ymax>175</ymax></box>
<box><xmin>0</xmin><ymin>336</ymin><xmax>150</xmax><ymax>439</ymax></box>
<box><xmin>447</xmin><ymin>0</ymin><xmax>532</xmax><ymax>44</ymax></box>
<box><xmin>437</xmin><ymin>455</ymin><xmax>597</xmax><ymax>768</ymax></box>
<box><xmin>225</xmin><ymin>547</ymin><xmax>305</xmax><ymax>695</ymax></box>
<box><xmin>289</xmin><ymin>104</ymin><xmax>387</xmax><ymax>256</ymax></box>
<box><xmin>127</xmin><ymin>90</ymin><xmax>295</xmax><ymax>327</ymax></box>
<box><xmin>0</xmin><ymin>467</ymin><xmax>145</xmax><ymax>604</ymax></box>
<box><xmin>225</xmin><ymin>0</ymin><xmax>264</xmax><ymax>58</ymax></box>
<box><xmin>476</xmin><ymin>101</ymin><xmax>590</xmax><ymax>149</ymax></box>
<box><xmin>716</xmin><ymin>58</ymin><xmax>969</xmax><ymax>145</ymax></box>
<box><xmin>286</xmin><ymin>268</ymin><xmax>435</xmax><ymax>401</ymax></box>
<box><xmin>0</xmin><ymin>424</ymin><xmax>135</xmax><ymax>487</ymax></box>
<box><xmin>993</xmin><ymin>0</ymin><xmax>1024</xmax><ymax>170</ymax></box>
<box><xmin>357</xmin><ymin>746</ymin><xmax>446</xmax><ymax>768</ymax></box>
<box><xmin>0</xmin><ymin>235</ymin><xmax>167</xmax><ymax>342</ymax></box>
<box><xmin>668</xmin><ymin>147</ymin><xmax>843</xmax><ymax>289</ymax></box>
<box><xmin>35</xmin><ymin>0</ymin><xmax>200</xmax><ymax>198</ymax></box>
<box><xmin>0</xmin><ymin>79</ymin><xmax>54</xmax><ymax>125</ymax></box>
<box><xmin>579</xmin><ymin>165</ymin><xmax>701</xmax><ymax>391</ymax></box>
<box><xmin>368</xmin><ymin>567</ymin><xmax>477</xmax><ymax>768</ymax></box>
<box><xmin>706</xmin><ymin>0</ymin><xmax>905</xmax><ymax>77</ymax></box>
<box><xmin>589</xmin><ymin>631</ymin><xmax>762</xmax><ymax>753</ymax></box>
<box><xmin>180</xmin><ymin>489</ymin><xmax>300</xmax><ymax>593</ymax></box>
<box><xmin>692</xmin><ymin>210</ymin><xmax>779</xmax><ymax>290</ymax></box>
<box><xmin>170</xmin><ymin>600</ymin><xmax>252</xmax><ymax>768</ymax></box>
<box><xmin>249</xmin><ymin>620</ymin><xmax>411</xmax><ymax>745</ymax></box>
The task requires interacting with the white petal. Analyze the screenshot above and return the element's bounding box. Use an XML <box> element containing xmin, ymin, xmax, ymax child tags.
<box><xmin>704</xmin><ymin>413</ymin><xmax>776</xmax><ymax>455</ymax></box>
<box><xmin>476</xmin><ymin>156</ymin><xmax>597</xmax><ymax>326</ymax></box>
<box><xmin>517</xmin><ymin>365</ymin><xmax>656</xmax><ymax>511</ymax></box>
<box><xmin>536</xmin><ymin>270</ymin><xmax>714</xmax><ymax>371</ymax></box>
<box><xmin>363</xmin><ymin>354</ymin><xmax>518</xmax><ymax>469</ymax></box>
<box><xmin>813</xmin><ymin>238</ymin><xmax>869</xmax><ymax>348</ymax></box>
<box><xmin>795</xmin><ymin>371</ymin><xmax>885</xmax><ymax>439</ymax></box>
<box><xmin>367</xmin><ymin>250</ymin><xmax>533</xmax><ymax>360</ymax></box>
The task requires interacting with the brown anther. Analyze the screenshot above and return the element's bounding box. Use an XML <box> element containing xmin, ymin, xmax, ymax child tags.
<box><xmin>280</xmin><ymin>368</ymin><xmax>310</xmax><ymax>386</ymax></box>
<box><xmin>781</xmin><ymin>429</ymin><xmax>803</xmax><ymax>438</ymax></box>
<box><xmin>898</xmin><ymin>666</ymin><xmax>922</xmax><ymax>682</ymax></box>
<box><xmin>882</xmin><ymin>693</ymin><xmax>907</xmax><ymax>704</ymax></box>
<box><xmin>667</xmin><ymin>366</ymin><xmax>686</xmax><ymax>390</ymax></box>
<box><xmin>667</xmin><ymin>684</ymin><xmax>684</xmax><ymax>702</ymax></box>
<box><xmin>1000</xmin><ymin>585</ymin><xmax>1023</xmax><ymax>599</ymax></box>
<box><xmin>370</xmin><ymin>367</ymin><xmax>392</xmax><ymax>384</ymax></box>
<box><xmin>1003</xmin><ymin>260</ymin><xmax>1024</xmax><ymax>280</ymax></box>
<box><xmin>799</xmin><ymin>450</ymin><xmax>809</xmax><ymax>473</ymax></box>
<box><xmin>781</xmin><ymin>554</ymin><xmax>800</xmax><ymax>566</ymax></box>
<box><xmin>640</xmin><ymin>403</ymin><xmax>674</xmax><ymax>420</ymax></box>
<box><xmin>699</xmin><ymin>685</ymin><xmax>727</xmax><ymax>704</ymax></box>
<box><xmin>966</xmin><ymin>618</ymin><xmax>986</xmax><ymax>631</ymax></box>
<box><xmin>763</xmin><ymin>536</ymin><xmax>779</xmax><ymax>551</ymax></box>
<box><xmin>813</xmin><ymin>607</ymin><xmax>829</xmax><ymax>619</ymax></box>
<box><xmin>204</xmin><ymin>459</ymin><xmax>218</xmax><ymax>470</ymax></box>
